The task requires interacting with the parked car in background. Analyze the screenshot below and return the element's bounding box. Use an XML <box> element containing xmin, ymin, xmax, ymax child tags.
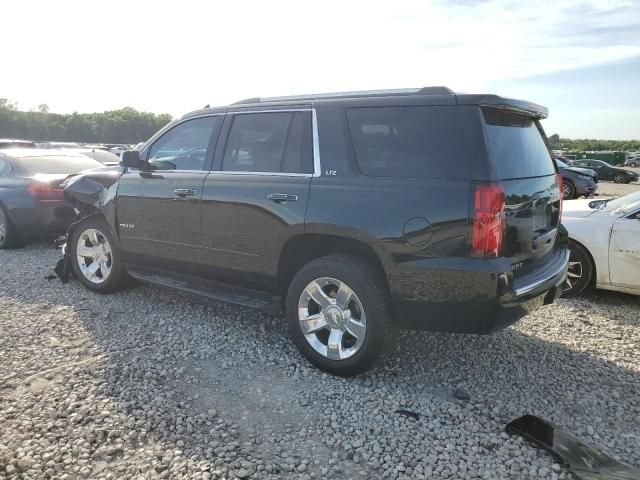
<box><xmin>0</xmin><ymin>139</ymin><xmax>36</xmax><ymax>149</ymax></box>
<box><xmin>625</xmin><ymin>154</ymin><xmax>639</xmax><ymax>168</ymax></box>
<box><xmin>61</xmin><ymin>87</ymin><xmax>569</xmax><ymax>376</ymax></box>
<box><xmin>573</xmin><ymin>159</ymin><xmax>639</xmax><ymax>183</ymax></box>
<box><xmin>555</xmin><ymin>159</ymin><xmax>598</xmax><ymax>199</ymax></box>
<box><xmin>36</xmin><ymin>141</ymin><xmax>83</xmax><ymax>149</ymax></box>
<box><xmin>69</xmin><ymin>148</ymin><xmax>121</xmax><ymax>166</ymax></box>
<box><xmin>562</xmin><ymin>191</ymin><xmax>640</xmax><ymax>297</ymax></box>
<box><xmin>0</xmin><ymin>149</ymin><xmax>104</xmax><ymax>248</ymax></box>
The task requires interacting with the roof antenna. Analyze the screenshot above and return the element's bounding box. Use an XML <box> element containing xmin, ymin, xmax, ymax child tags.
<box><xmin>203</xmin><ymin>104</ymin><xmax>210</xmax><ymax>109</ymax></box>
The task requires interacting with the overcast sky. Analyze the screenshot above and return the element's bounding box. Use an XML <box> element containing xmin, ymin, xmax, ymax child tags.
<box><xmin>2</xmin><ymin>0</ymin><xmax>639</xmax><ymax>139</ymax></box>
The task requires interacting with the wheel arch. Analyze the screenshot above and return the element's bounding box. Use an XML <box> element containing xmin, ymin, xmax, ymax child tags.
<box><xmin>277</xmin><ymin>233</ymin><xmax>391</xmax><ymax>299</ymax></box>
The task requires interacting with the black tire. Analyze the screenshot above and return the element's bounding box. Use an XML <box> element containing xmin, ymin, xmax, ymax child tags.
<box><xmin>69</xmin><ymin>216</ymin><xmax>126</xmax><ymax>293</ymax></box>
<box><xmin>613</xmin><ymin>173</ymin><xmax>626</xmax><ymax>184</ymax></box>
<box><xmin>286</xmin><ymin>255</ymin><xmax>394</xmax><ymax>377</ymax></box>
<box><xmin>630</xmin><ymin>162</ymin><xmax>637</xmax><ymax>168</ymax></box>
<box><xmin>561</xmin><ymin>180</ymin><xmax>576</xmax><ymax>200</ymax></box>
<box><xmin>562</xmin><ymin>240</ymin><xmax>594</xmax><ymax>298</ymax></box>
<box><xmin>0</xmin><ymin>204</ymin><xmax>21</xmax><ymax>249</ymax></box>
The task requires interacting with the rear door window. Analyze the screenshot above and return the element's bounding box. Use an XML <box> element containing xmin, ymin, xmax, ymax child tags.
<box><xmin>483</xmin><ymin>108</ymin><xmax>555</xmax><ymax>180</ymax></box>
<box><xmin>222</xmin><ymin>111</ymin><xmax>313</xmax><ymax>174</ymax></box>
<box><xmin>346</xmin><ymin>106</ymin><xmax>479</xmax><ymax>179</ymax></box>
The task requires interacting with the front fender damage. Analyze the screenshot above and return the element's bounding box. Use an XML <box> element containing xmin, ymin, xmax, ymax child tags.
<box><xmin>53</xmin><ymin>168</ymin><xmax>123</xmax><ymax>282</ymax></box>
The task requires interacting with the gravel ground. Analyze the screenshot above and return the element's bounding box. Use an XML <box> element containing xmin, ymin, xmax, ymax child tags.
<box><xmin>1</xmin><ymin>244</ymin><xmax>639</xmax><ymax>480</ymax></box>
<box><xmin>594</xmin><ymin>168</ymin><xmax>640</xmax><ymax>197</ymax></box>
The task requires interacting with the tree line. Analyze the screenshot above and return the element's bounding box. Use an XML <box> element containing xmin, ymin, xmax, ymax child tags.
<box><xmin>0</xmin><ymin>99</ymin><xmax>172</xmax><ymax>144</ymax></box>
<box><xmin>2</xmin><ymin>99</ymin><xmax>639</xmax><ymax>151</ymax></box>
<box><xmin>548</xmin><ymin>134</ymin><xmax>640</xmax><ymax>152</ymax></box>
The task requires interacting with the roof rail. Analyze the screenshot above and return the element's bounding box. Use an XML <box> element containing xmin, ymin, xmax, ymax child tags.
<box><xmin>231</xmin><ymin>86</ymin><xmax>454</xmax><ymax>105</ymax></box>
<box><xmin>232</xmin><ymin>97</ymin><xmax>261</xmax><ymax>105</ymax></box>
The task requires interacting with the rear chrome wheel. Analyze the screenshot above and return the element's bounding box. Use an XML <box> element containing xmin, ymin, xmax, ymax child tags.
<box><xmin>76</xmin><ymin>228</ymin><xmax>113</xmax><ymax>284</ymax></box>
<box><xmin>286</xmin><ymin>255</ymin><xmax>393</xmax><ymax>376</ymax></box>
<box><xmin>298</xmin><ymin>277</ymin><xmax>367</xmax><ymax>361</ymax></box>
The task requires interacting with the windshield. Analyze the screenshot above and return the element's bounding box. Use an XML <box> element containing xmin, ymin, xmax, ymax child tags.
<box><xmin>556</xmin><ymin>159</ymin><xmax>568</xmax><ymax>168</ymax></box>
<box><xmin>603</xmin><ymin>191</ymin><xmax>640</xmax><ymax>214</ymax></box>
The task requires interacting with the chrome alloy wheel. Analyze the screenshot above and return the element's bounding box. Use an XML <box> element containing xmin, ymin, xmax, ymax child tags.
<box><xmin>564</xmin><ymin>260</ymin><xmax>583</xmax><ymax>291</ymax></box>
<box><xmin>76</xmin><ymin>228</ymin><xmax>113</xmax><ymax>284</ymax></box>
<box><xmin>298</xmin><ymin>277</ymin><xmax>366</xmax><ymax>360</ymax></box>
<box><xmin>0</xmin><ymin>209</ymin><xmax>6</xmax><ymax>245</ymax></box>
<box><xmin>562</xmin><ymin>183</ymin><xmax>572</xmax><ymax>199</ymax></box>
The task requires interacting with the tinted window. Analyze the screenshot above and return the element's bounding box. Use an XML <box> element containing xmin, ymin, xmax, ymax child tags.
<box><xmin>282</xmin><ymin>112</ymin><xmax>313</xmax><ymax>173</ymax></box>
<box><xmin>148</xmin><ymin>116</ymin><xmax>219</xmax><ymax>171</ymax></box>
<box><xmin>483</xmin><ymin>108</ymin><xmax>555</xmax><ymax>179</ymax></box>
<box><xmin>346</xmin><ymin>106</ymin><xmax>477</xmax><ymax>179</ymax></box>
<box><xmin>223</xmin><ymin>112</ymin><xmax>312</xmax><ymax>173</ymax></box>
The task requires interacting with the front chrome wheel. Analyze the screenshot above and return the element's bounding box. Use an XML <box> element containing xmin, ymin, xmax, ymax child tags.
<box><xmin>564</xmin><ymin>260</ymin><xmax>583</xmax><ymax>291</ymax></box>
<box><xmin>76</xmin><ymin>228</ymin><xmax>113</xmax><ymax>284</ymax></box>
<box><xmin>298</xmin><ymin>277</ymin><xmax>366</xmax><ymax>360</ymax></box>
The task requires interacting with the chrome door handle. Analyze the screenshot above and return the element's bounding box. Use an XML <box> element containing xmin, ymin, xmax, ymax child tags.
<box><xmin>268</xmin><ymin>193</ymin><xmax>298</xmax><ymax>203</ymax></box>
<box><xmin>174</xmin><ymin>188</ymin><xmax>197</xmax><ymax>198</ymax></box>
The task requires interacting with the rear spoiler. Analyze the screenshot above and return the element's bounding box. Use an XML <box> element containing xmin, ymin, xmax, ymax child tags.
<box><xmin>457</xmin><ymin>94</ymin><xmax>549</xmax><ymax>119</ymax></box>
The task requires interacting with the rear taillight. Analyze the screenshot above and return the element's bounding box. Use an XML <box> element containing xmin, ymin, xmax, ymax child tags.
<box><xmin>27</xmin><ymin>182</ymin><xmax>64</xmax><ymax>204</ymax></box>
<box><xmin>557</xmin><ymin>173</ymin><xmax>563</xmax><ymax>221</ymax></box>
<box><xmin>472</xmin><ymin>183</ymin><xmax>505</xmax><ymax>258</ymax></box>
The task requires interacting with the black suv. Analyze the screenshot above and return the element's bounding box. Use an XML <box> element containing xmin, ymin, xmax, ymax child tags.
<box><xmin>61</xmin><ymin>87</ymin><xmax>569</xmax><ymax>376</ymax></box>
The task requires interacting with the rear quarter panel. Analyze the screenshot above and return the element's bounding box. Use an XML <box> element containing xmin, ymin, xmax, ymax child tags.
<box><xmin>307</xmin><ymin>104</ymin><xmax>494</xmax><ymax>323</ymax></box>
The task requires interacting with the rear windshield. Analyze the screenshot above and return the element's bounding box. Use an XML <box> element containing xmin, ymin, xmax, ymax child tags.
<box><xmin>483</xmin><ymin>108</ymin><xmax>555</xmax><ymax>180</ymax></box>
<box><xmin>14</xmin><ymin>156</ymin><xmax>103</xmax><ymax>174</ymax></box>
<box><xmin>347</xmin><ymin>106</ymin><xmax>482</xmax><ymax>179</ymax></box>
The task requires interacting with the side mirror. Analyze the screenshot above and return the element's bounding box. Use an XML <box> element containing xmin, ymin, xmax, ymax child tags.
<box><xmin>119</xmin><ymin>150</ymin><xmax>149</xmax><ymax>170</ymax></box>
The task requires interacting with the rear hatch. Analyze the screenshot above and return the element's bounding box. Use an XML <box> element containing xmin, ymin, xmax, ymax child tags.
<box><xmin>481</xmin><ymin>107</ymin><xmax>562</xmax><ymax>276</ymax></box>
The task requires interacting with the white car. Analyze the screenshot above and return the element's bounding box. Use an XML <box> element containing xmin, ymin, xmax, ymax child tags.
<box><xmin>562</xmin><ymin>191</ymin><xmax>640</xmax><ymax>296</ymax></box>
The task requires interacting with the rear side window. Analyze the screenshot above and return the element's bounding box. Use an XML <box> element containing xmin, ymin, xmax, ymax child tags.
<box><xmin>483</xmin><ymin>108</ymin><xmax>555</xmax><ymax>180</ymax></box>
<box><xmin>223</xmin><ymin>112</ymin><xmax>313</xmax><ymax>174</ymax></box>
<box><xmin>346</xmin><ymin>106</ymin><xmax>479</xmax><ymax>179</ymax></box>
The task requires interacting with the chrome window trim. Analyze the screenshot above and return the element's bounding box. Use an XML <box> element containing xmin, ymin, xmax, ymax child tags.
<box><xmin>210</xmin><ymin>108</ymin><xmax>321</xmax><ymax>178</ymax></box>
<box><xmin>227</xmin><ymin>108</ymin><xmax>312</xmax><ymax>114</ymax></box>
<box><xmin>311</xmin><ymin>109</ymin><xmax>321</xmax><ymax>177</ymax></box>
<box><xmin>208</xmin><ymin>171</ymin><xmax>313</xmax><ymax>178</ymax></box>
<box><xmin>127</xmin><ymin>169</ymin><xmax>210</xmax><ymax>175</ymax></box>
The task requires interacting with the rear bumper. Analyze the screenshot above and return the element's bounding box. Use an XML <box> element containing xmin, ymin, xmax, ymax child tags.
<box><xmin>9</xmin><ymin>204</ymin><xmax>76</xmax><ymax>238</ymax></box>
<box><xmin>389</xmin><ymin>247</ymin><xmax>570</xmax><ymax>333</ymax></box>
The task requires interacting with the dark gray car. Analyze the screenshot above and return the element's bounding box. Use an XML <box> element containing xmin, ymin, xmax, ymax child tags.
<box><xmin>556</xmin><ymin>159</ymin><xmax>598</xmax><ymax>199</ymax></box>
<box><xmin>0</xmin><ymin>149</ymin><xmax>104</xmax><ymax>248</ymax></box>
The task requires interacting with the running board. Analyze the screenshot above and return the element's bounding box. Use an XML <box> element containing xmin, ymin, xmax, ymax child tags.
<box><xmin>126</xmin><ymin>265</ymin><xmax>281</xmax><ymax>311</ymax></box>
